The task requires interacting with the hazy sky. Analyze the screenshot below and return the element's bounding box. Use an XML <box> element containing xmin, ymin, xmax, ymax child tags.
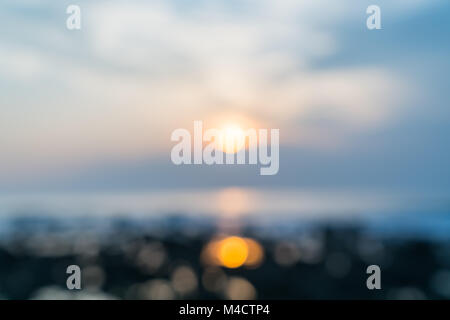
<box><xmin>0</xmin><ymin>0</ymin><xmax>449</xmax><ymax>192</ymax></box>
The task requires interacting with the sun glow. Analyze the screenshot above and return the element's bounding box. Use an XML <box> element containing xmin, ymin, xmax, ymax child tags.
<box><xmin>217</xmin><ymin>124</ymin><xmax>246</xmax><ymax>154</ymax></box>
<box><xmin>203</xmin><ymin>113</ymin><xmax>264</xmax><ymax>155</ymax></box>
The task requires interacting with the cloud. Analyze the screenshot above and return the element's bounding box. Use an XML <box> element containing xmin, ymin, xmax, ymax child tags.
<box><xmin>0</xmin><ymin>0</ymin><xmax>436</xmax><ymax>180</ymax></box>
<box><xmin>83</xmin><ymin>0</ymin><xmax>407</xmax><ymax>132</ymax></box>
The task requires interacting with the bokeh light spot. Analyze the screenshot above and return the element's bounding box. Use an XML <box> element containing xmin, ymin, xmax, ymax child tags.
<box><xmin>218</xmin><ymin>236</ymin><xmax>249</xmax><ymax>268</ymax></box>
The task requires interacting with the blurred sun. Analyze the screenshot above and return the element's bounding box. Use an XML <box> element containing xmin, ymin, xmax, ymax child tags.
<box><xmin>205</xmin><ymin>113</ymin><xmax>263</xmax><ymax>155</ymax></box>
<box><xmin>217</xmin><ymin>124</ymin><xmax>246</xmax><ymax>154</ymax></box>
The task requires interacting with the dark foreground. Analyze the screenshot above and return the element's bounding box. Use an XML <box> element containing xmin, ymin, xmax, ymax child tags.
<box><xmin>0</xmin><ymin>216</ymin><xmax>449</xmax><ymax>300</ymax></box>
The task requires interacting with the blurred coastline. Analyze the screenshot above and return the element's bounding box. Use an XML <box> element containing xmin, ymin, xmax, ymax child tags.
<box><xmin>1</xmin><ymin>187</ymin><xmax>450</xmax><ymax>237</ymax></box>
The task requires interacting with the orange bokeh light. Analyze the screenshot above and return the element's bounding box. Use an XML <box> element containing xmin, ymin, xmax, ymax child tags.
<box><xmin>218</xmin><ymin>236</ymin><xmax>249</xmax><ymax>268</ymax></box>
<box><xmin>243</xmin><ymin>238</ymin><xmax>264</xmax><ymax>268</ymax></box>
<box><xmin>202</xmin><ymin>236</ymin><xmax>264</xmax><ymax>269</ymax></box>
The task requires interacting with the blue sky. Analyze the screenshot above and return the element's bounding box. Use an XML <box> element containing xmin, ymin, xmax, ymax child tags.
<box><xmin>0</xmin><ymin>0</ymin><xmax>449</xmax><ymax>192</ymax></box>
